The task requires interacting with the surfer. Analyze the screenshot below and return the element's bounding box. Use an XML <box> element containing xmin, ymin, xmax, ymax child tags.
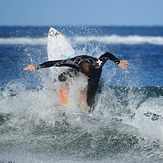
<box><xmin>24</xmin><ymin>52</ymin><xmax>129</xmax><ymax>112</ymax></box>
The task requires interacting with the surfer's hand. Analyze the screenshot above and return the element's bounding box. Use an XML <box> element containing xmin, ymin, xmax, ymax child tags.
<box><xmin>24</xmin><ymin>65</ymin><xmax>37</xmax><ymax>71</ymax></box>
<box><xmin>118</xmin><ymin>60</ymin><xmax>129</xmax><ymax>69</ymax></box>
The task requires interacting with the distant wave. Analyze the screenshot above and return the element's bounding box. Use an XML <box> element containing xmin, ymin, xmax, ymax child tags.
<box><xmin>0</xmin><ymin>37</ymin><xmax>47</xmax><ymax>45</ymax></box>
<box><xmin>0</xmin><ymin>35</ymin><xmax>163</xmax><ymax>45</ymax></box>
<box><xmin>74</xmin><ymin>35</ymin><xmax>163</xmax><ymax>45</ymax></box>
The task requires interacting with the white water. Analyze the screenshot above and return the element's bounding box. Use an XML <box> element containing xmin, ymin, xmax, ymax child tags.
<box><xmin>0</xmin><ymin>76</ymin><xmax>163</xmax><ymax>162</ymax></box>
<box><xmin>1</xmin><ymin>80</ymin><xmax>163</xmax><ymax>140</ymax></box>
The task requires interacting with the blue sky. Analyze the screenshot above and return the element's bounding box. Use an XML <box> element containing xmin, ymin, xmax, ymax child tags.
<box><xmin>0</xmin><ymin>0</ymin><xmax>163</xmax><ymax>26</ymax></box>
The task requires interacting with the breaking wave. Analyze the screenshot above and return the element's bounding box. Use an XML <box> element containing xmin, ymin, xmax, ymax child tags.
<box><xmin>0</xmin><ymin>82</ymin><xmax>162</xmax><ymax>162</ymax></box>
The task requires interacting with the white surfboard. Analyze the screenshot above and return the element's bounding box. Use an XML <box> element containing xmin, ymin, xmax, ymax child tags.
<box><xmin>47</xmin><ymin>27</ymin><xmax>75</xmax><ymax>78</ymax></box>
<box><xmin>47</xmin><ymin>27</ymin><xmax>87</xmax><ymax>109</ymax></box>
<box><xmin>47</xmin><ymin>27</ymin><xmax>75</xmax><ymax>106</ymax></box>
<box><xmin>48</xmin><ymin>27</ymin><xmax>75</xmax><ymax>61</ymax></box>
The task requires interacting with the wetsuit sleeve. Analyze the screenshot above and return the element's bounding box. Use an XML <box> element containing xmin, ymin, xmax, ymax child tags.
<box><xmin>36</xmin><ymin>57</ymin><xmax>80</xmax><ymax>70</ymax></box>
<box><xmin>99</xmin><ymin>52</ymin><xmax>120</xmax><ymax>65</ymax></box>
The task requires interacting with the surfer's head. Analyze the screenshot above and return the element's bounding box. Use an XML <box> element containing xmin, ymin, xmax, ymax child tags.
<box><xmin>79</xmin><ymin>61</ymin><xmax>90</xmax><ymax>76</ymax></box>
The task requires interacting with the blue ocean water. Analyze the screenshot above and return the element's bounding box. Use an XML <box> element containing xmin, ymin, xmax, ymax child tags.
<box><xmin>0</xmin><ymin>26</ymin><xmax>163</xmax><ymax>163</ymax></box>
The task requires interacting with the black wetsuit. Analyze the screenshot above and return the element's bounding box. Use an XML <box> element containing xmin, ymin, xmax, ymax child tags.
<box><xmin>37</xmin><ymin>52</ymin><xmax>120</xmax><ymax>111</ymax></box>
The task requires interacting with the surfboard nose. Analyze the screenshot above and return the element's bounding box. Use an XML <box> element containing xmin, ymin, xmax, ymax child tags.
<box><xmin>49</xmin><ymin>27</ymin><xmax>60</xmax><ymax>37</ymax></box>
<box><xmin>50</xmin><ymin>27</ymin><xmax>55</xmax><ymax>31</ymax></box>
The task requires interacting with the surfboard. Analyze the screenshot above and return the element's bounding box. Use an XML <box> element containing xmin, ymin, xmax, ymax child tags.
<box><xmin>48</xmin><ymin>27</ymin><xmax>75</xmax><ymax>61</ymax></box>
<box><xmin>47</xmin><ymin>27</ymin><xmax>87</xmax><ymax>109</ymax></box>
<box><xmin>47</xmin><ymin>27</ymin><xmax>75</xmax><ymax>106</ymax></box>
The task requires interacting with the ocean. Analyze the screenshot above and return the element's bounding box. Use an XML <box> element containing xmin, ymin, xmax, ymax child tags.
<box><xmin>0</xmin><ymin>26</ymin><xmax>162</xmax><ymax>163</ymax></box>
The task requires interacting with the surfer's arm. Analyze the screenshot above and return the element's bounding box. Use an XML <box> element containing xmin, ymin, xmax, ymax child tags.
<box><xmin>37</xmin><ymin>60</ymin><xmax>61</xmax><ymax>69</ymax></box>
<box><xmin>38</xmin><ymin>59</ymin><xmax>79</xmax><ymax>70</ymax></box>
<box><xmin>99</xmin><ymin>52</ymin><xmax>129</xmax><ymax>69</ymax></box>
<box><xmin>24</xmin><ymin>61</ymin><xmax>65</xmax><ymax>71</ymax></box>
<box><xmin>99</xmin><ymin>52</ymin><xmax>120</xmax><ymax>64</ymax></box>
<box><xmin>24</xmin><ymin>58</ymin><xmax>80</xmax><ymax>71</ymax></box>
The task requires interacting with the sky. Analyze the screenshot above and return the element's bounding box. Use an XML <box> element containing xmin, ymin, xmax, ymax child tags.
<box><xmin>0</xmin><ymin>0</ymin><xmax>163</xmax><ymax>26</ymax></box>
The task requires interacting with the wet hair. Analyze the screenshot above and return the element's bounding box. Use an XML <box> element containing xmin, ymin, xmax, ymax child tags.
<box><xmin>79</xmin><ymin>61</ymin><xmax>90</xmax><ymax>76</ymax></box>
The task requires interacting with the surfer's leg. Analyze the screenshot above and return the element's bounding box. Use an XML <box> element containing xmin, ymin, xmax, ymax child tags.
<box><xmin>86</xmin><ymin>84</ymin><xmax>97</xmax><ymax>113</ymax></box>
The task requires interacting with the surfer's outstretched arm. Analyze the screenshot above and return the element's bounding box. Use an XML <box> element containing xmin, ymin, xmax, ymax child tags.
<box><xmin>99</xmin><ymin>52</ymin><xmax>129</xmax><ymax>69</ymax></box>
<box><xmin>24</xmin><ymin>58</ymin><xmax>80</xmax><ymax>71</ymax></box>
<box><xmin>24</xmin><ymin>60</ymin><xmax>64</xmax><ymax>71</ymax></box>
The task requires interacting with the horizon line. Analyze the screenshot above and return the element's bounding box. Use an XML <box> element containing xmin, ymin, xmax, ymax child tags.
<box><xmin>0</xmin><ymin>24</ymin><xmax>163</xmax><ymax>27</ymax></box>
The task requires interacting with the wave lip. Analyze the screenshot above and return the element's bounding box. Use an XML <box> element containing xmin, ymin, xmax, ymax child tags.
<box><xmin>74</xmin><ymin>35</ymin><xmax>163</xmax><ymax>45</ymax></box>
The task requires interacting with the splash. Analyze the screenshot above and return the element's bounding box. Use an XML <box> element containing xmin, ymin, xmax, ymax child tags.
<box><xmin>0</xmin><ymin>79</ymin><xmax>163</xmax><ymax>162</ymax></box>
